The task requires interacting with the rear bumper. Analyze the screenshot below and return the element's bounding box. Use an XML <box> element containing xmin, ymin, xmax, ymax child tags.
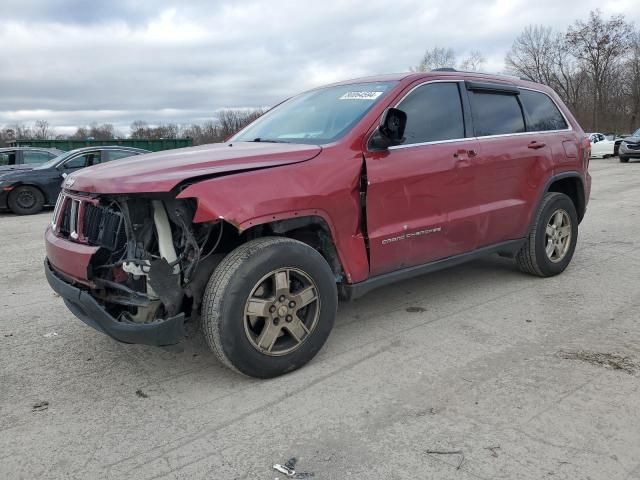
<box><xmin>44</xmin><ymin>259</ymin><xmax>185</xmax><ymax>346</ymax></box>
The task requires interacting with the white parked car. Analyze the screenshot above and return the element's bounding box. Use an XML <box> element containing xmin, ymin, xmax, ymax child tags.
<box><xmin>588</xmin><ymin>133</ymin><xmax>615</xmax><ymax>158</ymax></box>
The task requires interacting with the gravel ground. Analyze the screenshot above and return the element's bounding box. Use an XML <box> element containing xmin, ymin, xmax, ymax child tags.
<box><xmin>1</xmin><ymin>157</ymin><xmax>640</xmax><ymax>480</ymax></box>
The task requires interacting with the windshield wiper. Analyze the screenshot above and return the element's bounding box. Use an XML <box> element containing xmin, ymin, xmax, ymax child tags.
<box><xmin>251</xmin><ymin>138</ymin><xmax>290</xmax><ymax>143</ymax></box>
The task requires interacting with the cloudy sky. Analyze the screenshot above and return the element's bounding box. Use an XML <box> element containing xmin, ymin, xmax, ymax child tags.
<box><xmin>1</xmin><ymin>0</ymin><xmax>638</xmax><ymax>135</ymax></box>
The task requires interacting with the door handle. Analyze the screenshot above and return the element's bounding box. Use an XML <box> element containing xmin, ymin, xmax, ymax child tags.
<box><xmin>528</xmin><ymin>141</ymin><xmax>546</xmax><ymax>149</ymax></box>
<box><xmin>453</xmin><ymin>149</ymin><xmax>476</xmax><ymax>159</ymax></box>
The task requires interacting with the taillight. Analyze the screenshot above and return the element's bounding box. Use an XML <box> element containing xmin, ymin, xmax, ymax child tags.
<box><xmin>582</xmin><ymin>137</ymin><xmax>590</xmax><ymax>170</ymax></box>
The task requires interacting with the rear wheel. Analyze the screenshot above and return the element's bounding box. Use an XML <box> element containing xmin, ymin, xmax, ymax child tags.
<box><xmin>516</xmin><ymin>192</ymin><xmax>578</xmax><ymax>277</ymax></box>
<box><xmin>8</xmin><ymin>186</ymin><xmax>45</xmax><ymax>215</ymax></box>
<box><xmin>202</xmin><ymin>237</ymin><xmax>337</xmax><ymax>378</ymax></box>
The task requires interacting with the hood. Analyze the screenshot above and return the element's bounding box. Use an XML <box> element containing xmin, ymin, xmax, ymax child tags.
<box><xmin>0</xmin><ymin>164</ymin><xmax>35</xmax><ymax>175</ymax></box>
<box><xmin>67</xmin><ymin>142</ymin><xmax>322</xmax><ymax>194</ymax></box>
<box><xmin>623</xmin><ymin>136</ymin><xmax>640</xmax><ymax>144</ymax></box>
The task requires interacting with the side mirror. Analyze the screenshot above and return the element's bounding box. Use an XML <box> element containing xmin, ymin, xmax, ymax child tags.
<box><xmin>369</xmin><ymin>108</ymin><xmax>407</xmax><ymax>150</ymax></box>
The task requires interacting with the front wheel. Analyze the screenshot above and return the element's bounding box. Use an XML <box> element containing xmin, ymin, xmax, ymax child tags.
<box><xmin>8</xmin><ymin>186</ymin><xmax>45</xmax><ymax>215</ymax></box>
<box><xmin>202</xmin><ymin>237</ymin><xmax>338</xmax><ymax>378</ymax></box>
<box><xmin>516</xmin><ymin>192</ymin><xmax>578</xmax><ymax>277</ymax></box>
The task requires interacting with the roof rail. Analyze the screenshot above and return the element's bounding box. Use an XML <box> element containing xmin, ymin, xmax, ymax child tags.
<box><xmin>430</xmin><ymin>67</ymin><xmax>532</xmax><ymax>82</ymax></box>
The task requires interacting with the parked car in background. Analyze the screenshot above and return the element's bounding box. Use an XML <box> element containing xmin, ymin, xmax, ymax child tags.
<box><xmin>611</xmin><ymin>134</ymin><xmax>631</xmax><ymax>156</ymax></box>
<box><xmin>0</xmin><ymin>147</ymin><xmax>63</xmax><ymax>173</ymax></box>
<box><xmin>619</xmin><ymin>128</ymin><xmax>640</xmax><ymax>163</ymax></box>
<box><xmin>0</xmin><ymin>146</ymin><xmax>149</xmax><ymax>215</ymax></box>
<box><xmin>44</xmin><ymin>71</ymin><xmax>591</xmax><ymax>378</ymax></box>
<box><xmin>588</xmin><ymin>133</ymin><xmax>615</xmax><ymax>158</ymax></box>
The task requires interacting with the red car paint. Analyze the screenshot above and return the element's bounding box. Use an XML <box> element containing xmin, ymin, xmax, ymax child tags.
<box><xmin>45</xmin><ymin>227</ymin><xmax>98</xmax><ymax>284</ymax></box>
<box><xmin>47</xmin><ymin>71</ymin><xmax>591</xmax><ymax>288</ymax></box>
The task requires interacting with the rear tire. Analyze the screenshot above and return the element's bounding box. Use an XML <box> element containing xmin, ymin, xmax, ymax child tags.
<box><xmin>516</xmin><ymin>192</ymin><xmax>578</xmax><ymax>277</ymax></box>
<box><xmin>201</xmin><ymin>237</ymin><xmax>337</xmax><ymax>378</ymax></box>
<box><xmin>8</xmin><ymin>186</ymin><xmax>45</xmax><ymax>215</ymax></box>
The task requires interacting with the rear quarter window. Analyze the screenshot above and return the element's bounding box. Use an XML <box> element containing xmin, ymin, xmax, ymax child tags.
<box><xmin>519</xmin><ymin>90</ymin><xmax>568</xmax><ymax>131</ymax></box>
<box><xmin>470</xmin><ymin>92</ymin><xmax>525</xmax><ymax>136</ymax></box>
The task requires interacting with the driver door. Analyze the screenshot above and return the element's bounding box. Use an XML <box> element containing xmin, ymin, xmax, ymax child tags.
<box><xmin>364</xmin><ymin>81</ymin><xmax>480</xmax><ymax>276</ymax></box>
<box><xmin>49</xmin><ymin>151</ymin><xmax>101</xmax><ymax>198</ymax></box>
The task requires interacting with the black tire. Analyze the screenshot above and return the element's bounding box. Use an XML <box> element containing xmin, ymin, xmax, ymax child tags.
<box><xmin>202</xmin><ymin>237</ymin><xmax>338</xmax><ymax>378</ymax></box>
<box><xmin>619</xmin><ymin>156</ymin><xmax>629</xmax><ymax>163</ymax></box>
<box><xmin>516</xmin><ymin>192</ymin><xmax>578</xmax><ymax>277</ymax></box>
<box><xmin>8</xmin><ymin>185</ymin><xmax>45</xmax><ymax>215</ymax></box>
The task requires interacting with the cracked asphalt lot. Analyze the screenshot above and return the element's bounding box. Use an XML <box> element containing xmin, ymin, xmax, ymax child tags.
<box><xmin>1</xmin><ymin>157</ymin><xmax>640</xmax><ymax>479</ymax></box>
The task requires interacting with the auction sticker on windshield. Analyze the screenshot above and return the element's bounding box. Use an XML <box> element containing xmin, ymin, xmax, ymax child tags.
<box><xmin>340</xmin><ymin>91</ymin><xmax>384</xmax><ymax>100</ymax></box>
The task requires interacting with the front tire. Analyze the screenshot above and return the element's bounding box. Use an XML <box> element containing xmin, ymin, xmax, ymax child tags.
<box><xmin>619</xmin><ymin>156</ymin><xmax>629</xmax><ymax>163</ymax></box>
<box><xmin>516</xmin><ymin>192</ymin><xmax>578</xmax><ymax>277</ymax></box>
<box><xmin>202</xmin><ymin>237</ymin><xmax>338</xmax><ymax>378</ymax></box>
<box><xmin>8</xmin><ymin>186</ymin><xmax>45</xmax><ymax>215</ymax></box>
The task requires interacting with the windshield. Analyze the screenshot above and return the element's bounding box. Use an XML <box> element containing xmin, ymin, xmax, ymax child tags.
<box><xmin>633</xmin><ymin>128</ymin><xmax>640</xmax><ymax>137</ymax></box>
<box><xmin>35</xmin><ymin>150</ymin><xmax>75</xmax><ymax>170</ymax></box>
<box><xmin>232</xmin><ymin>81</ymin><xmax>397</xmax><ymax>145</ymax></box>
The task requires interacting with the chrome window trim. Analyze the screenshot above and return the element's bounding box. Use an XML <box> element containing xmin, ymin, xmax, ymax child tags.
<box><xmin>382</xmin><ymin>80</ymin><xmax>573</xmax><ymax>152</ymax></box>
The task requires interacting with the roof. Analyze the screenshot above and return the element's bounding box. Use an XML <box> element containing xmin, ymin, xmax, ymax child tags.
<box><xmin>324</xmin><ymin>69</ymin><xmax>546</xmax><ymax>90</ymax></box>
<box><xmin>0</xmin><ymin>146</ymin><xmax>62</xmax><ymax>152</ymax></box>
<box><xmin>65</xmin><ymin>145</ymin><xmax>150</xmax><ymax>154</ymax></box>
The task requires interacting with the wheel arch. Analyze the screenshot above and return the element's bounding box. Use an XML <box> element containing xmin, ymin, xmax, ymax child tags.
<box><xmin>7</xmin><ymin>182</ymin><xmax>48</xmax><ymax>204</ymax></box>
<box><xmin>544</xmin><ymin>172</ymin><xmax>586</xmax><ymax>223</ymax></box>
<box><xmin>241</xmin><ymin>214</ymin><xmax>346</xmax><ymax>283</ymax></box>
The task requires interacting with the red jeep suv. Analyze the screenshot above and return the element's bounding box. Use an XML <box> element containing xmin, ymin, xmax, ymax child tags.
<box><xmin>44</xmin><ymin>71</ymin><xmax>591</xmax><ymax>378</ymax></box>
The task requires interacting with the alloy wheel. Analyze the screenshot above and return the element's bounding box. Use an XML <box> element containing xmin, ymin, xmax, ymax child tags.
<box><xmin>243</xmin><ymin>268</ymin><xmax>320</xmax><ymax>356</ymax></box>
<box><xmin>545</xmin><ymin>209</ymin><xmax>572</xmax><ymax>263</ymax></box>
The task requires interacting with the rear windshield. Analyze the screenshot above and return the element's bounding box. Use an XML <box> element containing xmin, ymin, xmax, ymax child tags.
<box><xmin>232</xmin><ymin>81</ymin><xmax>397</xmax><ymax>145</ymax></box>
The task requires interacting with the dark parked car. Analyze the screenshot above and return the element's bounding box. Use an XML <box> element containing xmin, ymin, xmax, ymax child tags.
<box><xmin>0</xmin><ymin>146</ymin><xmax>149</xmax><ymax>214</ymax></box>
<box><xmin>0</xmin><ymin>147</ymin><xmax>63</xmax><ymax>173</ymax></box>
<box><xmin>619</xmin><ymin>128</ymin><xmax>640</xmax><ymax>162</ymax></box>
<box><xmin>44</xmin><ymin>71</ymin><xmax>591</xmax><ymax>378</ymax></box>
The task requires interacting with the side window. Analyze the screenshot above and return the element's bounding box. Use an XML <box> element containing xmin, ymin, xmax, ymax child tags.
<box><xmin>63</xmin><ymin>152</ymin><xmax>101</xmax><ymax>169</ymax></box>
<box><xmin>107</xmin><ymin>150</ymin><xmax>137</xmax><ymax>162</ymax></box>
<box><xmin>63</xmin><ymin>155</ymin><xmax>89</xmax><ymax>169</ymax></box>
<box><xmin>519</xmin><ymin>90</ymin><xmax>568</xmax><ymax>131</ymax></box>
<box><xmin>397</xmin><ymin>82</ymin><xmax>465</xmax><ymax>145</ymax></box>
<box><xmin>0</xmin><ymin>151</ymin><xmax>16</xmax><ymax>166</ymax></box>
<box><xmin>469</xmin><ymin>91</ymin><xmax>525</xmax><ymax>136</ymax></box>
<box><xmin>23</xmin><ymin>151</ymin><xmax>53</xmax><ymax>164</ymax></box>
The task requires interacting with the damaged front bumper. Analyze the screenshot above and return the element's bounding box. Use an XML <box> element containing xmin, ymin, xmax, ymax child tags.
<box><xmin>45</xmin><ymin>259</ymin><xmax>185</xmax><ymax>346</ymax></box>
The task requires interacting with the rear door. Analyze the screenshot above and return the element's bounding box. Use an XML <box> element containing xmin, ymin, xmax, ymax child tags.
<box><xmin>467</xmin><ymin>84</ymin><xmax>558</xmax><ymax>247</ymax></box>
<box><xmin>364</xmin><ymin>81</ymin><xmax>481</xmax><ymax>276</ymax></box>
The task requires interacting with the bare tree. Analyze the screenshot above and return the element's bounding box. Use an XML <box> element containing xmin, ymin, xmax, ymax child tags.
<box><xmin>505</xmin><ymin>26</ymin><xmax>558</xmax><ymax>84</ymax></box>
<box><xmin>411</xmin><ymin>46</ymin><xmax>456</xmax><ymax>72</ymax></box>
<box><xmin>566</xmin><ymin>10</ymin><xmax>634</xmax><ymax>129</ymax></box>
<box><xmin>130</xmin><ymin>120</ymin><xmax>149</xmax><ymax>139</ymax></box>
<box><xmin>621</xmin><ymin>32</ymin><xmax>640</xmax><ymax>131</ymax></box>
<box><xmin>459</xmin><ymin>51</ymin><xmax>486</xmax><ymax>71</ymax></box>
<box><xmin>217</xmin><ymin>108</ymin><xmax>266</xmax><ymax>140</ymax></box>
<box><xmin>33</xmin><ymin>120</ymin><xmax>52</xmax><ymax>140</ymax></box>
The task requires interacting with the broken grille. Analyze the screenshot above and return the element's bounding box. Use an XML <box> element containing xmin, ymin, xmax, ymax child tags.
<box><xmin>53</xmin><ymin>193</ymin><xmax>125</xmax><ymax>251</ymax></box>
